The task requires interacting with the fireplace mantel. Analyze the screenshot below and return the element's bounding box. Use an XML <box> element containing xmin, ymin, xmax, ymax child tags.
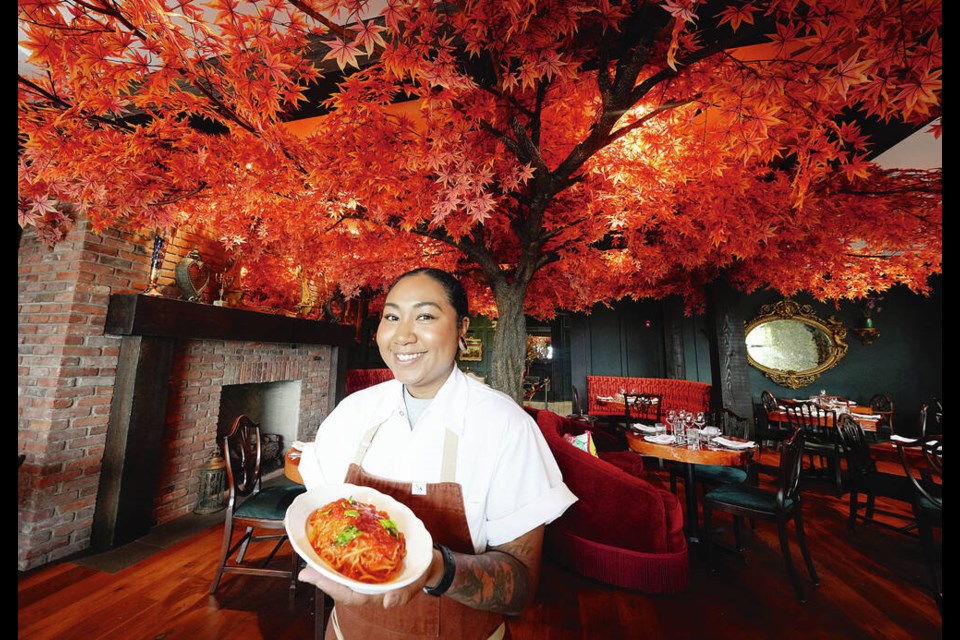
<box><xmin>93</xmin><ymin>294</ymin><xmax>352</xmax><ymax>551</ymax></box>
<box><xmin>105</xmin><ymin>293</ymin><xmax>356</xmax><ymax>345</ymax></box>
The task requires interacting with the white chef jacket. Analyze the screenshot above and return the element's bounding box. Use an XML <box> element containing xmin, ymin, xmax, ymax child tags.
<box><xmin>298</xmin><ymin>366</ymin><xmax>578</xmax><ymax>553</ymax></box>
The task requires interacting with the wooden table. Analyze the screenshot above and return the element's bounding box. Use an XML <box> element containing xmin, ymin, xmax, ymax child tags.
<box><xmin>285</xmin><ymin>447</ymin><xmax>304</xmax><ymax>485</ymax></box>
<box><xmin>626</xmin><ymin>432</ymin><xmax>756</xmax><ymax>542</ymax></box>
<box><xmin>767</xmin><ymin>403</ymin><xmax>880</xmax><ymax>432</ymax></box>
<box><xmin>283</xmin><ymin>447</ymin><xmax>329</xmax><ymax>640</ymax></box>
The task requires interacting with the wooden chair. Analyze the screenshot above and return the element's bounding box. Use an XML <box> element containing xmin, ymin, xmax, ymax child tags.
<box><xmin>895</xmin><ymin>434</ymin><xmax>942</xmax><ymax>616</ymax></box>
<box><xmin>920</xmin><ymin>397</ymin><xmax>942</xmax><ymax>437</ymax></box>
<box><xmin>569</xmin><ymin>385</ymin><xmax>597</xmax><ymax>426</ymax></box>
<box><xmin>868</xmin><ymin>393</ymin><xmax>894</xmax><ymax>438</ymax></box>
<box><xmin>784</xmin><ymin>402</ymin><xmax>844</xmax><ymax>495</ymax></box>
<box><xmin>756</xmin><ymin>389</ymin><xmax>790</xmax><ymax>454</ymax></box>
<box><xmin>834</xmin><ymin>413</ymin><xmax>915</xmax><ymax>533</ymax></box>
<box><xmin>209</xmin><ymin>415</ymin><xmax>307</xmax><ymax>608</ymax></box>
<box><xmin>702</xmin><ymin>428</ymin><xmax>819</xmax><ymax>603</ymax></box>
<box><xmin>669</xmin><ymin>407</ymin><xmax>753</xmax><ymax>495</ymax></box>
<box><xmin>623</xmin><ymin>393</ymin><xmax>663</xmax><ymax>425</ymax></box>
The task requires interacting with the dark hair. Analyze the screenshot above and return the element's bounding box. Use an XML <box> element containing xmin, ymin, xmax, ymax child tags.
<box><xmin>388</xmin><ymin>268</ymin><xmax>469</xmax><ymax>322</ymax></box>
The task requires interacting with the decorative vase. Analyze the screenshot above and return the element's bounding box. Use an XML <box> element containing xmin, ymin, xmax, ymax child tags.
<box><xmin>144</xmin><ymin>234</ymin><xmax>165</xmax><ymax>296</ymax></box>
<box><xmin>863</xmin><ymin>316</ymin><xmax>874</xmax><ymax>329</ymax></box>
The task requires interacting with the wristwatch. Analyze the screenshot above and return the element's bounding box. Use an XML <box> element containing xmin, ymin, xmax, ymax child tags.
<box><xmin>422</xmin><ymin>543</ymin><xmax>456</xmax><ymax>596</ymax></box>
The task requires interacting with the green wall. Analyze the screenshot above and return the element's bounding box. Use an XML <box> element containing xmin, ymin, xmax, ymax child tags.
<box><xmin>568</xmin><ymin>275</ymin><xmax>941</xmax><ymax>435</ymax></box>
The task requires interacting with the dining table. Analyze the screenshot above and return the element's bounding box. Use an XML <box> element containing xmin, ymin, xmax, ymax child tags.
<box><xmin>766</xmin><ymin>396</ymin><xmax>881</xmax><ymax>432</ymax></box>
<box><xmin>626</xmin><ymin>430</ymin><xmax>757</xmax><ymax>543</ymax></box>
<box><xmin>283</xmin><ymin>446</ymin><xmax>329</xmax><ymax>640</ymax></box>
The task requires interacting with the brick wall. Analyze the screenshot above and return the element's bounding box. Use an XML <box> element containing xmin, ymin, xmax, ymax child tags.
<box><xmin>18</xmin><ymin>221</ymin><xmax>338</xmax><ymax>571</ymax></box>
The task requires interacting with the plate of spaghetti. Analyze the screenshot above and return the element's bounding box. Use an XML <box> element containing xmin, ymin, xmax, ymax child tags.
<box><xmin>285</xmin><ymin>484</ymin><xmax>433</xmax><ymax>594</ymax></box>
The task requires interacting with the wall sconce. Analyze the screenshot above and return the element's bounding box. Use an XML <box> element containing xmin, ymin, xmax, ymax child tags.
<box><xmin>852</xmin><ymin>325</ymin><xmax>880</xmax><ymax>346</ymax></box>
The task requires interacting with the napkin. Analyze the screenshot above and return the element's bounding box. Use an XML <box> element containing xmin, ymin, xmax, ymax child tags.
<box><xmin>644</xmin><ymin>434</ymin><xmax>676</xmax><ymax>445</ymax></box>
<box><xmin>596</xmin><ymin>396</ymin><xmax>615</xmax><ymax>402</ymax></box>
<box><xmin>632</xmin><ymin>424</ymin><xmax>659</xmax><ymax>434</ymax></box>
<box><xmin>850</xmin><ymin>412</ymin><xmax>880</xmax><ymax>420</ymax></box>
<box><xmin>714</xmin><ymin>437</ymin><xmax>756</xmax><ymax>450</ymax></box>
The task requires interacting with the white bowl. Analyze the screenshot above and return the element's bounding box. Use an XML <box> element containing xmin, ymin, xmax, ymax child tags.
<box><xmin>285</xmin><ymin>483</ymin><xmax>433</xmax><ymax>594</ymax></box>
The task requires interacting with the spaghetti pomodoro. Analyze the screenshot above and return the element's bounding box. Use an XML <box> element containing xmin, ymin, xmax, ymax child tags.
<box><xmin>306</xmin><ymin>497</ymin><xmax>407</xmax><ymax>583</ymax></box>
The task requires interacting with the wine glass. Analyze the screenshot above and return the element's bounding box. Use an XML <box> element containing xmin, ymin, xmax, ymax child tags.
<box><xmin>666</xmin><ymin>410</ymin><xmax>677</xmax><ymax>435</ymax></box>
<box><xmin>694</xmin><ymin>411</ymin><xmax>706</xmax><ymax>431</ymax></box>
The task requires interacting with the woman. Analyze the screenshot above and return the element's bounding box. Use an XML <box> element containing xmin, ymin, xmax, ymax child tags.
<box><xmin>297</xmin><ymin>267</ymin><xmax>577</xmax><ymax>640</ymax></box>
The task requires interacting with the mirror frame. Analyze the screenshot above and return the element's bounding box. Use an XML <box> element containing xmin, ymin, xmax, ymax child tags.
<box><xmin>744</xmin><ymin>299</ymin><xmax>849</xmax><ymax>389</ymax></box>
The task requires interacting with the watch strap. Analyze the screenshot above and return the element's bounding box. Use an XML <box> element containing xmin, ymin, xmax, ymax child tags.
<box><xmin>422</xmin><ymin>543</ymin><xmax>456</xmax><ymax>597</ymax></box>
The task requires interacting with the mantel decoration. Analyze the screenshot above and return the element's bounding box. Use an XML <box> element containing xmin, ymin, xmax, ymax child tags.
<box><xmin>175</xmin><ymin>248</ymin><xmax>210</xmax><ymax>302</ymax></box>
<box><xmin>744</xmin><ymin>299</ymin><xmax>849</xmax><ymax>389</ymax></box>
<box><xmin>143</xmin><ymin>233</ymin><xmax>166</xmax><ymax>297</ymax></box>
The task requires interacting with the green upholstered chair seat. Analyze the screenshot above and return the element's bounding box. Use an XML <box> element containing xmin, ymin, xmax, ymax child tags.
<box><xmin>916</xmin><ymin>495</ymin><xmax>942</xmax><ymax>525</ymax></box>
<box><xmin>705</xmin><ymin>483</ymin><xmax>795</xmax><ymax>512</ymax></box>
<box><xmin>235</xmin><ymin>484</ymin><xmax>306</xmax><ymax>520</ymax></box>
<box><xmin>694</xmin><ymin>464</ymin><xmax>748</xmax><ymax>486</ymax></box>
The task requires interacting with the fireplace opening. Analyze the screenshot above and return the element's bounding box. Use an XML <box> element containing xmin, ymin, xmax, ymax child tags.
<box><xmin>217</xmin><ymin>381</ymin><xmax>302</xmax><ymax>474</ymax></box>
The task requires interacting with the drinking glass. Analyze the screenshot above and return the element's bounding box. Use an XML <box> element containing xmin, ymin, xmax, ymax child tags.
<box><xmin>674</xmin><ymin>411</ymin><xmax>688</xmax><ymax>445</ymax></box>
<box><xmin>693</xmin><ymin>411</ymin><xmax>707</xmax><ymax>446</ymax></box>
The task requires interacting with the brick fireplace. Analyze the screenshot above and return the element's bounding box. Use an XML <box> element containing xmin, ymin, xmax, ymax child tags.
<box><xmin>18</xmin><ymin>221</ymin><xmax>353</xmax><ymax>571</ymax></box>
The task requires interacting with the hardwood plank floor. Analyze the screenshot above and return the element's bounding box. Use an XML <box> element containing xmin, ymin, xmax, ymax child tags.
<box><xmin>19</xmin><ymin>451</ymin><xmax>941</xmax><ymax>640</ymax></box>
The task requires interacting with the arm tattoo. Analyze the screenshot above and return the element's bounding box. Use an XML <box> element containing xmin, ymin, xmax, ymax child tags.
<box><xmin>443</xmin><ymin>525</ymin><xmax>544</xmax><ymax>615</ymax></box>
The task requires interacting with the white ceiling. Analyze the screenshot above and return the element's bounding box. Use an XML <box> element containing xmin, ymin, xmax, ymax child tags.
<box><xmin>873</xmin><ymin>119</ymin><xmax>942</xmax><ymax>170</ymax></box>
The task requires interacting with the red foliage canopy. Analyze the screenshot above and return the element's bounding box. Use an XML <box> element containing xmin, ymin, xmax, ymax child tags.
<box><xmin>18</xmin><ymin>0</ymin><xmax>942</xmax><ymax>392</ymax></box>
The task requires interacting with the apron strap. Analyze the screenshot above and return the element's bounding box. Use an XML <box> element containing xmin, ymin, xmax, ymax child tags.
<box><xmin>440</xmin><ymin>430</ymin><xmax>458</xmax><ymax>483</ymax></box>
<box><xmin>352</xmin><ymin>420</ymin><xmax>387</xmax><ymax>467</ymax></box>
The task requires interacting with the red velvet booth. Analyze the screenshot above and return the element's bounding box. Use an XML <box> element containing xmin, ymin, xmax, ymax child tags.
<box><xmin>530</xmin><ymin>408</ymin><xmax>689</xmax><ymax>594</ymax></box>
<box><xmin>345</xmin><ymin>368</ymin><xmax>394</xmax><ymax>395</ymax></box>
<box><xmin>586</xmin><ymin>376</ymin><xmax>711</xmax><ymax>418</ymax></box>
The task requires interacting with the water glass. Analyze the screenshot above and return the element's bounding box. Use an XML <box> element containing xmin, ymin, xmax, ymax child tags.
<box><xmin>674</xmin><ymin>418</ymin><xmax>686</xmax><ymax>445</ymax></box>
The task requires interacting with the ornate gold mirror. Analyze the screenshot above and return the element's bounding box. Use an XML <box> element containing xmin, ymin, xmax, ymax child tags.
<box><xmin>744</xmin><ymin>300</ymin><xmax>848</xmax><ymax>389</ymax></box>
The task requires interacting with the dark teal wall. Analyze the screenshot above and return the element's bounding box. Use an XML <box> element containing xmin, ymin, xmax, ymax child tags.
<box><xmin>731</xmin><ymin>275</ymin><xmax>941</xmax><ymax>434</ymax></box>
<box><xmin>569</xmin><ymin>275</ymin><xmax>941</xmax><ymax>434</ymax></box>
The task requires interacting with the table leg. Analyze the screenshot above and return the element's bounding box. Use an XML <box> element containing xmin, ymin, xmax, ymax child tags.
<box><xmin>314</xmin><ymin>586</ymin><xmax>328</xmax><ymax>640</ymax></box>
<box><xmin>683</xmin><ymin>462</ymin><xmax>700</xmax><ymax>543</ymax></box>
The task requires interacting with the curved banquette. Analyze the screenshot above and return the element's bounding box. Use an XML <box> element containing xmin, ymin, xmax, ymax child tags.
<box><xmin>529</xmin><ymin>407</ymin><xmax>689</xmax><ymax>594</ymax></box>
<box><xmin>586</xmin><ymin>376</ymin><xmax>711</xmax><ymax>418</ymax></box>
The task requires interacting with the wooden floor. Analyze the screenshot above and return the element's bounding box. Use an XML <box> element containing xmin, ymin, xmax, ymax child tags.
<box><xmin>19</xmin><ymin>448</ymin><xmax>941</xmax><ymax>640</ymax></box>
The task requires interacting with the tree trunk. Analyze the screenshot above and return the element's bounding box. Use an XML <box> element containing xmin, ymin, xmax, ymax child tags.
<box><xmin>488</xmin><ymin>281</ymin><xmax>528</xmax><ymax>402</ymax></box>
<box><xmin>705</xmin><ymin>279</ymin><xmax>755</xmax><ymax>432</ymax></box>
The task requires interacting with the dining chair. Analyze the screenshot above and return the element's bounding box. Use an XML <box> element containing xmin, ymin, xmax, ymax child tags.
<box><xmin>784</xmin><ymin>402</ymin><xmax>844</xmax><ymax>495</ymax></box>
<box><xmin>920</xmin><ymin>397</ymin><xmax>942</xmax><ymax>437</ymax></box>
<box><xmin>756</xmin><ymin>389</ymin><xmax>790</xmax><ymax>454</ymax></box>
<box><xmin>569</xmin><ymin>385</ymin><xmax>598</xmax><ymax>427</ymax></box>
<box><xmin>868</xmin><ymin>393</ymin><xmax>894</xmax><ymax>438</ymax></box>
<box><xmin>623</xmin><ymin>393</ymin><xmax>663</xmax><ymax>425</ymax></box>
<box><xmin>669</xmin><ymin>407</ymin><xmax>753</xmax><ymax>495</ymax></box>
<box><xmin>895</xmin><ymin>434</ymin><xmax>942</xmax><ymax>617</ymax></box>
<box><xmin>834</xmin><ymin>413</ymin><xmax>915</xmax><ymax>533</ymax></box>
<box><xmin>209</xmin><ymin>415</ymin><xmax>307</xmax><ymax>609</ymax></box>
<box><xmin>702</xmin><ymin>428</ymin><xmax>819</xmax><ymax>603</ymax></box>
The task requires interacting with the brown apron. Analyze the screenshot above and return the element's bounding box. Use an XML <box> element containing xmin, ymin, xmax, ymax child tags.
<box><xmin>329</xmin><ymin>421</ymin><xmax>506</xmax><ymax>640</ymax></box>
